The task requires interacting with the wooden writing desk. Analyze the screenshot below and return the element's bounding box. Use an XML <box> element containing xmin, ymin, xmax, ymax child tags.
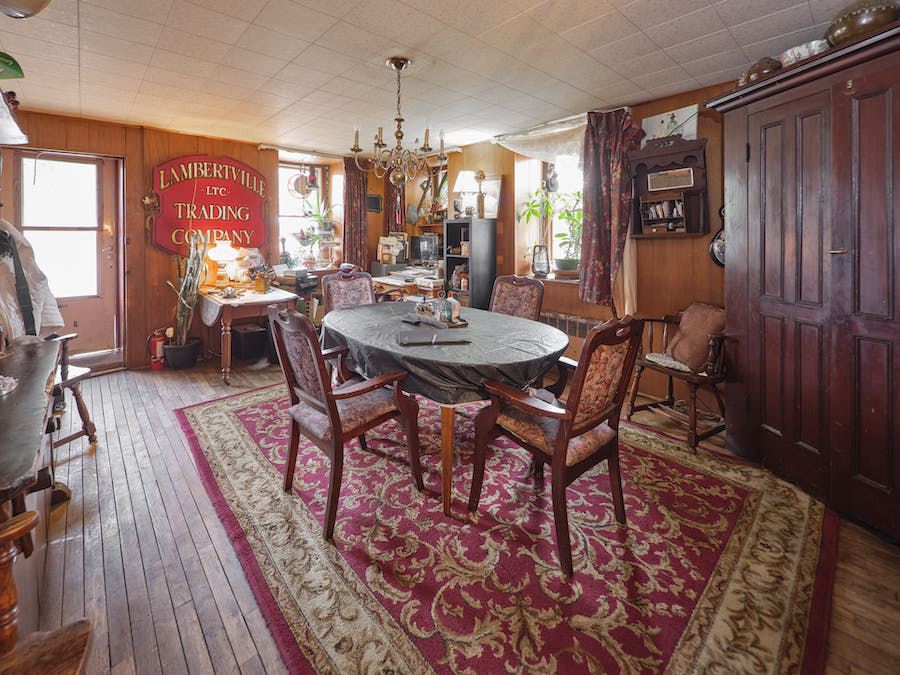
<box><xmin>199</xmin><ymin>286</ymin><xmax>298</xmax><ymax>384</ymax></box>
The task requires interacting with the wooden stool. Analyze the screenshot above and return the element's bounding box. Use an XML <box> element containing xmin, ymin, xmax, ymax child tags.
<box><xmin>0</xmin><ymin>510</ymin><xmax>91</xmax><ymax>674</ymax></box>
<box><xmin>50</xmin><ymin>334</ymin><xmax>97</xmax><ymax>450</ymax></box>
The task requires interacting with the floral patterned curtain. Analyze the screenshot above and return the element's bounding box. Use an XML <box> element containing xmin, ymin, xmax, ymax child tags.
<box><xmin>384</xmin><ymin>178</ymin><xmax>406</xmax><ymax>234</ymax></box>
<box><xmin>579</xmin><ymin>109</ymin><xmax>644</xmax><ymax>313</ymax></box>
<box><xmin>342</xmin><ymin>158</ymin><xmax>368</xmax><ymax>269</ymax></box>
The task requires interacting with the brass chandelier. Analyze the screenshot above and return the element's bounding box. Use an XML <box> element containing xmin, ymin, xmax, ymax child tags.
<box><xmin>350</xmin><ymin>57</ymin><xmax>445</xmax><ymax>186</ymax></box>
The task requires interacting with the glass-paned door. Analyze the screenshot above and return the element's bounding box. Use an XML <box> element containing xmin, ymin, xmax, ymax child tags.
<box><xmin>17</xmin><ymin>152</ymin><xmax>119</xmax><ymax>355</ymax></box>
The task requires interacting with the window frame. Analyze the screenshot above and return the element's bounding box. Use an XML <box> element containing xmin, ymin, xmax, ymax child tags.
<box><xmin>15</xmin><ymin>150</ymin><xmax>104</xmax><ymax>299</ymax></box>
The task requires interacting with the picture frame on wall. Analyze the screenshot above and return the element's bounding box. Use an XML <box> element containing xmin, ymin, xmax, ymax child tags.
<box><xmin>481</xmin><ymin>175</ymin><xmax>502</xmax><ymax>219</ymax></box>
<box><xmin>641</xmin><ymin>104</ymin><xmax>699</xmax><ymax>147</ymax></box>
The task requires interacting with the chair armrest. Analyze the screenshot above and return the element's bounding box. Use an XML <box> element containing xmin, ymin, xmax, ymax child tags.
<box><xmin>484</xmin><ymin>380</ymin><xmax>571</xmax><ymax>420</ymax></box>
<box><xmin>543</xmin><ymin>356</ymin><xmax>578</xmax><ymax>397</ymax></box>
<box><xmin>330</xmin><ymin>371</ymin><xmax>406</xmax><ymax>400</ymax></box>
<box><xmin>321</xmin><ymin>345</ymin><xmax>348</xmax><ymax>360</ymax></box>
<box><xmin>703</xmin><ymin>333</ymin><xmax>726</xmax><ymax>375</ymax></box>
<box><xmin>47</xmin><ymin>332</ymin><xmax>78</xmax><ymax>343</ymax></box>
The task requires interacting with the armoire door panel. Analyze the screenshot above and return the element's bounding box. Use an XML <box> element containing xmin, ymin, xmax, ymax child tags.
<box><xmin>797</xmin><ymin>111</ymin><xmax>825</xmax><ymax>307</ymax></box>
<box><xmin>748</xmin><ymin>91</ymin><xmax>831</xmax><ymax>499</ymax></box>
<box><xmin>760</xmin><ymin>314</ymin><xmax>785</xmax><ymax>436</ymax></box>
<box><xmin>795</xmin><ymin>321</ymin><xmax>824</xmax><ymax>454</ymax></box>
<box><xmin>852</xmin><ymin>337</ymin><xmax>892</xmax><ymax>487</ymax></box>
<box><xmin>762</xmin><ymin>122</ymin><xmax>786</xmax><ymax>300</ymax></box>
<box><xmin>831</xmin><ymin>61</ymin><xmax>900</xmax><ymax>538</ymax></box>
<box><xmin>854</xmin><ymin>88</ymin><xmax>893</xmax><ymax>318</ymax></box>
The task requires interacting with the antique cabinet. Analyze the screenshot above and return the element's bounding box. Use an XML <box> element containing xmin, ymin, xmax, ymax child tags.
<box><xmin>707</xmin><ymin>25</ymin><xmax>900</xmax><ymax>538</ymax></box>
<box><xmin>443</xmin><ymin>218</ymin><xmax>497</xmax><ymax>309</ymax></box>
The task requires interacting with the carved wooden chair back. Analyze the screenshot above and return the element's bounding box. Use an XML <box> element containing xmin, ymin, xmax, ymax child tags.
<box><xmin>321</xmin><ymin>269</ymin><xmax>377</xmax><ymax>314</ymax></box>
<box><xmin>268</xmin><ymin>306</ymin><xmax>335</xmax><ymax>421</ymax></box>
<box><xmin>489</xmin><ymin>275</ymin><xmax>544</xmax><ymax>321</ymax></box>
<box><xmin>564</xmin><ymin>316</ymin><xmax>644</xmax><ymax>439</ymax></box>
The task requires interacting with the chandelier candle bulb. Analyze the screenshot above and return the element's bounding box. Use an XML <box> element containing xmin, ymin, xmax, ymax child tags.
<box><xmin>377</xmin><ymin>127</ymin><xmax>383</xmax><ymax>146</ymax></box>
<box><xmin>424</xmin><ymin>128</ymin><xmax>429</xmax><ymax>148</ymax></box>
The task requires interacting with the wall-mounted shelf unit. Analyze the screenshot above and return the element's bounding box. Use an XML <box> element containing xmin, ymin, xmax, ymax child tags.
<box><xmin>628</xmin><ymin>135</ymin><xmax>708</xmax><ymax>238</ymax></box>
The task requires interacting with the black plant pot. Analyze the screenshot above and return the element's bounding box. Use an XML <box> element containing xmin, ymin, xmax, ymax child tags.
<box><xmin>163</xmin><ymin>337</ymin><xmax>201</xmax><ymax>370</ymax></box>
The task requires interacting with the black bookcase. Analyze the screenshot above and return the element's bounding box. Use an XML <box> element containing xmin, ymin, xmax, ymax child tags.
<box><xmin>443</xmin><ymin>217</ymin><xmax>496</xmax><ymax>309</ymax></box>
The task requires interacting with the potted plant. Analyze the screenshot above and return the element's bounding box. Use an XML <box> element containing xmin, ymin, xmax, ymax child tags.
<box><xmin>164</xmin><ymin>233</ymin><xmax>207</xmax><ymax>369</ymax></box>
<box><xmin>521</xmin><ymin>188</ymin><xmax>553</xmax><ymax>277</ymax></box>
<box><xmin>553</xmin><ymin>190</ymin><xmax>582</xmax><ymax>272</ymax></box>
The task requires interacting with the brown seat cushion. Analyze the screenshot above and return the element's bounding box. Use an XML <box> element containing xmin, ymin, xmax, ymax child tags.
<box><xmin>665</xmin><ymin>303</ymin><xmax>725</xmax><ymax>372</ymax></box>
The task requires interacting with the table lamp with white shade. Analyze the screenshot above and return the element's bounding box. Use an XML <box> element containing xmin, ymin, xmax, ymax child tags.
<box><xmin>452</xmin><ymin>170</ymin><xmax>479</xmax><ymax>217</ymax></box>
<box><xmin>207</xmin><ymin>239</ymin><xmax>237</xmax><ymax>287</ymax></box>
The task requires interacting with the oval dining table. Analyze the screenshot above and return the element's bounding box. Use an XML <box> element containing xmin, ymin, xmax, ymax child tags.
<box><xmin>322</xmin><ymin>300</ymin><xmax>569</xmax><ymax>515</ymax></box>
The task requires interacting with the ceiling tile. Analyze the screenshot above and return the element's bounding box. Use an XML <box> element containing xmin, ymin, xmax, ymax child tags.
<box><xmin>82</xmin><ymin>0</ymin><xmax>174</xmax><ymax>22</ymax></box>
<box><xmin>273</xmin><ymin>63</ymin><xmax>335</xmax><ymax>89</ymax></box>
<box><xmin>644</xmin><ymin>6</ymin><xmax>726</xmax><ymax>49</ymax></box>
<box><xmin>681</xmin><ymin>47</ymin><xmax>746</xmax><ymax>77</ymax></box>
<box><xmin>729</xmin><ymin>4</ymin><xmax>815</xmax><ymax>47</ymax></box>
<box><xmin>191</xmin><ymin>0</ymin><xmax>268</xmax><ymax>21</ymax></box>
<box><xmin>665</xmin><ymin>29</ymin><xmax>740</xmax><ymax>62</ymax></box>
<box><xmin>740</xmin><ymin>22</ymin><xmax>830</xmax><ymax>61</ymax></box>
<box><xmin>588</xmin><ymin>34</ymin><xmax>651</xmax><ymax>66</ymax></box>
<box><xmin>222</xmin><ymin>46</ymin><xmax>287</xmax><ymax>77</ymax></box>
<box><xmin>36</xmin><ymin>0</ymin><xmax>78</xmax><ymax>26</ymax></box>
<box><xmin>79</xmin><ymin>3</ymin><xmax>163</xmax><ymax>46</ymax></box>
<box><xmin>291</xmin><ymin>0</ymin><xmax>362</xmax><ymax>19</ymax></box>
<box><xmin>150</xmin><ymin>50</ymin><xmax>218</xmax><ymax>79</ymax></box>
<box><xmin>561</xmin><ymin>10</ymin><xmax>641</xmax><ymax>50</ymax></box>
<box><xmin>292</xmin><ymin>44</ymin><xmax>358</xmax><ymax>76</ymax></box>
<box><xmin>619</xmin><ymin>0</ymin><xmax>715</xmax><ymax>30</ymax></box>
<box><xmin>80</xmin><ymin>67</ymin><xmax>143</xmax><ymax>92</ymax></box>
<box><xmin>808</xmin><ymin>0</ymin><xmax>850</xmax><ymax>24</ymax></box>
<box><xmin>404</xmin><ymin>0</ymin><xmax>519</xmax><ymax>37</ymax></box>
<box><xmin>253</xmin><ymin>0</ymin><xmax>337</xmax><ymax>42</ymax></box>
<box><xmin>78</xmin><ymin>28</ymin><xmax>155</xmax><ymax>64</ymax></box>
<box><xmin>610</xmin><ymin>49</ymin><xmax>678</xmax><ymax>79</ymax></box>
<box><xmin>0</xmin><ymin>31</ymin><xmax>78</xmax><ymax>65</ymax></box>
<box><xmin>156</xmin><ymin>28</ymin><xmax>231</xmax><ymax>62</ymax></box>
<box><xmin>165</xmin><ymin>2</ymin><xmax>250</xmax><ymax>43</ymax></box>
<box><xmin>526</xmin><ymin>0</ymin><xmax>616</xmax><ymax>33</ymax></box>
<box><xmin>235</xmin><ymin>25</ymin><xmax>308</xmax><ymax>61</ymax></box>
<box><xmin>79</xmin><ymin>52</ymin><xmax>149</xmax><ymax>79</ymax></box>
<box><xmin>4</xmin><ymin>15</ymin><xmax>77</xmax><ymax>46</ymax></box>
<box><xmin>712</xmin><ymin>0</ymin><xmax>803</xmax><ymax>27</ymax></box>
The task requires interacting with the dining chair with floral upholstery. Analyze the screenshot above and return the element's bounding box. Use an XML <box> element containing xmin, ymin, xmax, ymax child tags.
<box><xmin>322</xmin><ymin>267</ymin><xmax>402</xmax><ymax>314</ymax></box>
<box><xmin>268</xmin><ymin>306</ymin><xmax>423</xmax><ymax>540</ymax></box>
<box><xmin>488</xmin><ymin>274</ymin><xmax>544</xmax><ymax>321</ymax></box>
<box><xmin>468</xmin><ymin>316</ymin><xmax>644</xmax><ymax>577</ymax></box>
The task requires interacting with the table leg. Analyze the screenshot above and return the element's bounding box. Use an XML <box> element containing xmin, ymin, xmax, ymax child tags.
<box><xmin>221</xmin><ymin>306</ymin><xmax>232</xmax><ymax>385</ymax></box>
<box><xmin>440</xmin><ymin>405</ymin><xmax>454</xmax><ymax>515</ymax></box>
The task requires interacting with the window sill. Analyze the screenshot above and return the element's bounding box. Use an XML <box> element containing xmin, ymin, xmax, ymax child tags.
<box><xmin>527</xmin><ymin>273</ymin><xmax>579</xmax><ymax>284</ymax></box>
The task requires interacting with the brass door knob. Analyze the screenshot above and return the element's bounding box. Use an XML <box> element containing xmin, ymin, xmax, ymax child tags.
<box><xmin>828</xmin><ymin>249</ymin><xmax>849</xmax><ymax>254</ymax></box>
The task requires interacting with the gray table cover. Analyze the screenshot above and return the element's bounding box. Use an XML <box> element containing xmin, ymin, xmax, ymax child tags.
<box><xmin>322</xmin><ymin>301</ymin><xmax>569</xmax><ymax>404</ymax></box>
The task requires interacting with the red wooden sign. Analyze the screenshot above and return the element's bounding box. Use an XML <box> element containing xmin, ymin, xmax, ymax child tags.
<box><xmin>151</xmin><ymin>154</ymin><xmax>268</xmax><ymax>256</ymax></box>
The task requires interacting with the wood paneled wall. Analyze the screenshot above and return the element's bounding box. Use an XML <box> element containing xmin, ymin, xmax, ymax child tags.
<box><xmin>11</xmin><ymin>111</ymin><xmax>279</xmax><ymax>370</ymax></box>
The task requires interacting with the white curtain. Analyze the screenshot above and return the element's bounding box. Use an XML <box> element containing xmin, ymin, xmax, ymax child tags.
<box><xmin>493</xmin><ymin>114</ymin><xmax>586</xmax><ymax>165</ymax></box>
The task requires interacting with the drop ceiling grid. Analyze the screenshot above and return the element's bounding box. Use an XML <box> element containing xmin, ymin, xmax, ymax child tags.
<box><xmin>0</xmin><ymin>0</ymin><xmax>839</xmax><ymax>152</ymax></box>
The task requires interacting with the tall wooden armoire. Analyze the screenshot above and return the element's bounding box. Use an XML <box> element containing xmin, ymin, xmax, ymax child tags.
<box><xmin>707</xmin><ymin>25</ymin><xmax>899</xmax><ymax>539</ymax></box>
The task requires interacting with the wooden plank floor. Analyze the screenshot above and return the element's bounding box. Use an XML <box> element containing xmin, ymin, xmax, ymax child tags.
<box><xmin>37</xmin><ymin>364</ymin><xmax>900</xmax><ymax>674</ymax></box>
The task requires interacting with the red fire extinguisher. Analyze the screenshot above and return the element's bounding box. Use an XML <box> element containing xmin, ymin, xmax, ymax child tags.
<box><xmin>147</xmin><ymin>329</ymin><xmax>166</xmax><ymax>370</ymax></box>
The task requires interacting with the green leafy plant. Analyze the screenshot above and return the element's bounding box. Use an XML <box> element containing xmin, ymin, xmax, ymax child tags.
<box><xmin>554</xmin><ymin>190</ymin><xmax>583</xmax><ymax>260</ymax></box>
<box><xmin>522</xmin><ymin>188</ymin><xmax>583</xmax><ymax>261</ymax></box>
<box><xmin>521</xmin><ymin>188</ymin><xmax>554</xmax><ymax>248</ymax></box>
<box><xmin>167</xmin><ymin>233</ymin><xmax>208</xmax><ymax>346</ymax></box>
<box><xmin>303</xmin><ymin>197</ymin><xmax>339</xmax><ymax>231</ymax></box>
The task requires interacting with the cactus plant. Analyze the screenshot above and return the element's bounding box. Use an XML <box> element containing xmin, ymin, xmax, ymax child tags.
<box><xmin>167</xmin><ymin>233</ymin><xmax>208</xmax><ymax>346</ymax></box>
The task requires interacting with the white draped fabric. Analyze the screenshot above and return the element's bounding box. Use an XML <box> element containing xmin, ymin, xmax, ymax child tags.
<box><xmin>492</xmin><ymin>114</ymin><xmax>587</xmax><ymax>165</ymax></box>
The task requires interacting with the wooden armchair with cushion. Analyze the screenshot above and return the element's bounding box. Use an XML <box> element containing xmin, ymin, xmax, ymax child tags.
<box><xmin>468</xmin><ymin>316</ymin><xmax>644</xmax><ymax>577</ymax></box>
<box><xmin>624</xmin><ymin>302</ymin><xmax>725</xmax><ymax>451</ymax></box>
<box><xmin>268</xmin><ymin>306</ymin><xmax>423</xmax><ymax>540</ymax></box>
<box><xmin>489</xmin><ymin>275</ymin><xmax>544</xmax><ymax>321</ymax></box>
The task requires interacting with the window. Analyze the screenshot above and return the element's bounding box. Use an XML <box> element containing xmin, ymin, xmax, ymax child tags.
<box><xmin>20</xmin><ymin>155</ymin><xmax>101</xmax><ymax>297</ymax></box>
<box><xmin>278</xmin><ymin>163</ymin><xmax>332</xmax><ymax>267</ymax></box>
<box><xmin>549</xmin><ymin>155</ymin><xmax>583</xmax><ymax>261</ymax></box>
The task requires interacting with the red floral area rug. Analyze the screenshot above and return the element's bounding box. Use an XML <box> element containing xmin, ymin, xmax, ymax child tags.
<box><xmin>176</xmin><ymin>384</ymin><xmax>837</xmax><ymax>674</ymax></box>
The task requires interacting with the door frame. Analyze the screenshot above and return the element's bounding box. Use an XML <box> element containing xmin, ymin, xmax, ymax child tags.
<box><xmin>10</xmin><ymin>148</ymin><xmax>126</xmax><ymax>370</ymax></box>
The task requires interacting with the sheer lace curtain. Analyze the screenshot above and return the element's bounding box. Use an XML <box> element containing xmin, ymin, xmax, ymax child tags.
<box><xmin>493</xmin><ymin>115</ymin><xmax>587</xmax><ymax>165</ymax></box>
